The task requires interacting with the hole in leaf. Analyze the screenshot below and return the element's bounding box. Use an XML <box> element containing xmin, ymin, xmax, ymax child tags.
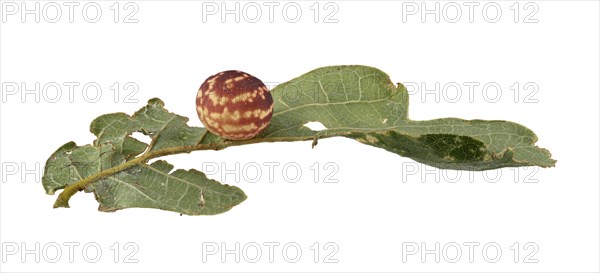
<box><xmin>303</xmin><ymin>121</ymin><xmax>327</xmax><ymax>132</ymax></box>
<box><xmin>131</xmin><ymin>132</ymin><xmax>150</xmax><ymax>145</ymax></box>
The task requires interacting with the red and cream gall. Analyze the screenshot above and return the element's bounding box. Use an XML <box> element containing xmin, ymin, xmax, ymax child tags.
<box><xmin>196</xmin><ymin>70</ymin><xmax>274</xmax><ymax>140</ymax></box>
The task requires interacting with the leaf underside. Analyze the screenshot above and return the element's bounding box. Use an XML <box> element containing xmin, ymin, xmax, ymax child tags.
<box><xmin>42</xmin><ymin>65</ymin><xmax>555</xmax><ymax>215</ymax></box>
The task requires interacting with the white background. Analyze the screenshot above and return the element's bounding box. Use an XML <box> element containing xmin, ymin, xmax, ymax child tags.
<box><xmin>0</xmin><ymin>1</ymin><xmax>599</xmax><ymax>272</ymax></box>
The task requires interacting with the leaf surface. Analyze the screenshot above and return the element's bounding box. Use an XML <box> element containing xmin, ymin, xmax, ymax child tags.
<box><xmin>43</xmin><ymin>99</ymin><xmax>245</xmax><ymax>215</ymax></box>
<box><xmin>262</xmin><ymin>65</ymin><xmax>555</xmax><ymax>170</ymax></box>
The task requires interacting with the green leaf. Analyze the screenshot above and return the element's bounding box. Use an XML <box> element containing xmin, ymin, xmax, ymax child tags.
<box><xmin>132</xmin><ymin>98</ymin><xmax>208</xmax><ymax>151</ymax></box>
<box><xmin>264</xmin><ymin>65</ymin><xmax>408</xmax><ymax>138</ymax></box>
<box><xmin>42</xmin><ymin>65</ymin><xmax>555</xmax><ymax>215</ymax></box>
<box><xmin>43</xmin><ymin>99</ymin><xmax>246</xmax><ymax>215</ymax></box>
<box><xmin>90</xmin><ymin>113</ymin><xmax>146</xmax><ymax>159</ymax></box>
<box><xmin>263</xmin><ymin>65</ymin><xmax>555</xmax><ymax>170</ymax></box>
<box><xmin>92</xmin><ymin>160</ymin><xmax>246</xmax><ymax>215</ymax></box>
<box><xmin>43</xmin><ymin>142</ymin><xmax>117</xmax><ymax>195</ymax></box>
